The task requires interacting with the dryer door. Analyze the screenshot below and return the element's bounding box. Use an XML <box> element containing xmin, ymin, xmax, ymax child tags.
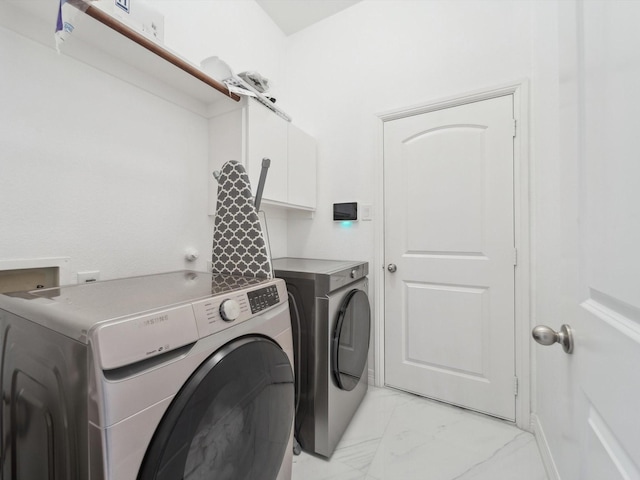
<box><xmin>138</xmin><ymin>336</ymin><xmax>294</xmax><ymax>480</ymax></box>
<box><xmin>331</xmin><ymin>288</ymin><xmax>371</xmax><ymax>391</ymax></box>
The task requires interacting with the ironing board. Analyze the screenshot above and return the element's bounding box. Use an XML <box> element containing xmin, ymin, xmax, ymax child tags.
<box><xmin>211</xmin><ymin>161</ymin><xmax>273</xmax><ymax>278</ymax></box>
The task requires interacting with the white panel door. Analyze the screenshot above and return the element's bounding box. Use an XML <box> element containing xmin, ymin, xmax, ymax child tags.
<box><xmin>538</xmin><ymin>1</ymin><xmax>640</xmax><ymax>478</ymax></box>
<box><xmin>384</xmin><ymin>95</ymin><xmax>516</xmax><ymax>420</ymax></box>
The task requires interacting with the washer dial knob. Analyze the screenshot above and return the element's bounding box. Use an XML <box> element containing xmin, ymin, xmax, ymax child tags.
<box><xmin>219</xmin><ymin>299</ymin><xmax>241</xmax><ymax>322</ymax></box>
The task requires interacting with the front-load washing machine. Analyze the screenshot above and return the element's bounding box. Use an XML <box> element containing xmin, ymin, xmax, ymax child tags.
<box><xmin>0</xmin><ymin>270</ymin><xmax>294</xmax><ymax>480</ymax></box>
<box><xmin>273</xmin><ymin>258</ymin><xmax>370</xmax><ymax>458</ymax></box>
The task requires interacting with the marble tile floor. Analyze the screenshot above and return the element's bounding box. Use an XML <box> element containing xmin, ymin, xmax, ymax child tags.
<box><xmin>292</xmin><ymin>386</ymin><xmax>548</xmax><ymax>480</ymax></box>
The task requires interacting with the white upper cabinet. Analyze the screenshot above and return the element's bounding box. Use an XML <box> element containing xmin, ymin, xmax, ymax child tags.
<box><xmin>208</xmin><ymin>100</ymin><xmax>317</xmax><ymax>214</ymax></box>
<box><xmin>287</xmin><ymin>124</ymin><xmax>317</xmax><ymax>210</ymax></box>
<box><xmin>246</xmin><ymin>101</ymin><xmax>289</xmax><ymax>204</ymax></box>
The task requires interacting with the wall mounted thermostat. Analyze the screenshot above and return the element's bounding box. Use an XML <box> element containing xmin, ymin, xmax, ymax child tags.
<box><xmin>333</xmin><ymin>202</ymin><xmax>358</xmax><ymax>221</ymax></box>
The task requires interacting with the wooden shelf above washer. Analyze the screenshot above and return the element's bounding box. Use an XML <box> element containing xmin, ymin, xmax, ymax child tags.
<box><xmin>81</xmin><ymin>3</ymin><xmax>241</xmax><ymax>104</ymax></box>
<box><xmin>0</xmin><ymin>0</ymin><xmax>241</xmax><ymax>114</ymax></box>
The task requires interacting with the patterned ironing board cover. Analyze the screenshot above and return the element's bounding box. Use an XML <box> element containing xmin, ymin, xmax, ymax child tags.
<box><xmin>211</xmin><ymin>161</ymin><xmax>273</xmax><ymax>278</ymax></box>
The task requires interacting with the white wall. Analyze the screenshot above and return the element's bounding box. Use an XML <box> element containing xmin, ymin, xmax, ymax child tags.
<box><xmin>1</xmin><ymin>0</ymin><xmax>291</xmax><ymax>282</ymax></box>
<box><xmin>281</xmin><ymin>0</ymin><xmax>534</xmax><ymax>378</ymax></box>
<box><xmin>0</xmin><ymin>18</ymin><xmax>211</xmax><ymax>281</ymax></box>
<box><xmin>151</xmin><ymin>0</ymin><xmax>287</xmax><ymax>101</ymax></box>
<box><xmin>283</xmin><ymin>0</ymin><xmax>533</xmax><ymax>260</ymax></box>
<box><xmin>150</xmin><ymin>0</ymin><xmax>289</xmax><ymax>258</ymax></box>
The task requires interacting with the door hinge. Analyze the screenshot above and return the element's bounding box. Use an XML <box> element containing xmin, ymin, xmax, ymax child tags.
<box><xmin>514</xmin><ymin>377</ymin><xmax>519</xmax><ymax>396</ymax></box>
<box><xmin>513</xmin><ymin>119</ymin><xmax>517</xmax><ymax>138</ymax></box>
<box><xmin>513</xmin><ymin>248</ymin><xmax>518</xmax><ymax>266</ymax></box>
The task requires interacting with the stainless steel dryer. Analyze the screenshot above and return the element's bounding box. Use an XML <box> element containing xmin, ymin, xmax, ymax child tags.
<box><xmin>0</xmin><ymin>270</ymin><xmax>294</xmax><ymax>480</ymax></box>
<box><xmin>273</xmin><ymin>258</ymin><xmax>370</xmax><ymax>458</ymax></box>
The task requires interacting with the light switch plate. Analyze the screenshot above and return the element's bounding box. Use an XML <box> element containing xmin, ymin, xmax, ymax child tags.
<box><xmin>360</xmin><ymin>204</ymin><xmax>373</xmax><ymax>221</ymax></box>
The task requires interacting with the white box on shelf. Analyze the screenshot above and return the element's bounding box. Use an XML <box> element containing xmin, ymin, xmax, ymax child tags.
<box><xmin>95</xmin><ymin>0</ymin><xmax>164</xmax><ymax>42</ymax></box>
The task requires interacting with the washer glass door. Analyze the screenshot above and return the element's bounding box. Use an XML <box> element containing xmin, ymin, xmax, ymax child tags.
<box><xmin>138</xmin><ymin>336</ymin><xmax>294</xmax><ymax>480</ymax></box>
<box><xmin>332</xmin><ymin>289</ymin><xmax>371</xmax><ymax>391</ymax></box>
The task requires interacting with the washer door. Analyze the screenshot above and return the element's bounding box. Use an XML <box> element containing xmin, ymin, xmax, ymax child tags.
<box><xmin>332</xmin><ymin>289</ymin><xmax>371</xmax><ymax>391</ymax></box>
<box><xmin>138</xmin><ymin>336</ymin><xmax>294</xmax><ymax>480</ymax></box>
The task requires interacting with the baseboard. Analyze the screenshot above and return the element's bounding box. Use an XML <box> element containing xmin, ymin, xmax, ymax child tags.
<box><xmin>531</xmin><ymin>413</ymin><xmax>561</xmax><ymax>480</ymax></box>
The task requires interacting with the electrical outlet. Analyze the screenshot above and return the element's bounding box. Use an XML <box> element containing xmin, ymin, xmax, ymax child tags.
<box><xmin>77</xmin><ymin>271</ymin><xmax>100</xmax><ymax>284</ymax></box>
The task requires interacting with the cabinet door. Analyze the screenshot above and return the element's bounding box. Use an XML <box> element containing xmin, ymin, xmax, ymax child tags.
<box><xmin>287</xmin><ymin>124</ymin><xmax>317</xmax><ymax>209</ymax></box>
<box><xmin>246</xmin><ymin>101</ymin><xmax>288</xmax><ymax>204</ymax></box>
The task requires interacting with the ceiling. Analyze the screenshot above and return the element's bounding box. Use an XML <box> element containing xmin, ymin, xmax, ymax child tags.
<box><xmin>255</xmin><ymin>0</ymin><xmax>362</xmax><ymax>36</ymax></box>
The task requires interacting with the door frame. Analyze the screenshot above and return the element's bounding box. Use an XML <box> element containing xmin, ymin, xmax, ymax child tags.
<box><xmin>374</xmin><ymin>80</ymin><xmax>531</xmax><ymax>430</ymax></box>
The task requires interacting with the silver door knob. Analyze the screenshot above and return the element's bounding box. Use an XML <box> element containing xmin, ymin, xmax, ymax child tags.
<box><xmin>532</xmin><ymin>324</ymin><xmax>573</xmax><ymax>354</ymax></box>
<box><xmin>387</xmin><ymin>264</ymin><xmax>397</xmax><ymax>273</ymax></box>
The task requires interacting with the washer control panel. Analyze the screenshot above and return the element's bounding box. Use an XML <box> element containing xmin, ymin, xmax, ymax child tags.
<box><xmin>84</xmin><ymin>277</ymin><xmax>287</xmax><ymax>371</ymax></box>
<box><xmin>191</xmin><ymin>280</ymin><xmax>286</xmax><ymax>338</ymax></box>
<box><xmin>247</xmin><ymin>285</ymin><xmax>280</xmax><ymax>314</ymax></box>
<box><xmin>219</xmin><ymin>299</ymin><xmax>242</xmax><ymax>321</ymax></box>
